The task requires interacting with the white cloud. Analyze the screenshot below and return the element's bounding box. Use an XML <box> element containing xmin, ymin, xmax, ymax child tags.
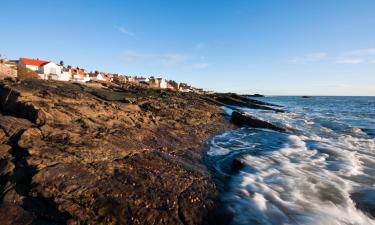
<box><xmin>335</xmin><ymin>59</ymin><xmax>363</xmax><ymax>64</ymax></box>
<box><xmin>121</xmin><ymin>51</ymin><xmax>190</xmax><ymax>66</ymax></box>
<box><xmin>192</xmin><ymin>63</ymin><xmax>209</xmax><ymax>69</ymax></box>
<box><xmin>288</xmin><ymin>52</ymin><xmax>328</xmax><ymax>63</ymax></box>
<box><xmin>344</xmin><ymin>48</ymin><xmax>375</xmax><ymax>56</ymax></box>
<box><xmin>335</xmin><ymin>48</ymin><xmax>375</xmax><ymax>64</ymax></box>
<box><xmin>289</xmin><ymin>48</ymin><xmax>375</xmax><ymax>65</ymax></box>
<box><xmin>114</xmin><ymin>25</ymin><xmax>135</xmax><ymax>36</ymax></box>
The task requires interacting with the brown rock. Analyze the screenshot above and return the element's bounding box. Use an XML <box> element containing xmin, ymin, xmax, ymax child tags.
<box><xmin>0</xmin><ymin>128</ymin><xmax>6</xmax><ymax>143</ymax></box>
<box><xmin>17</xmin><ymin>128</ymin><xmax>43</xmax><ymax>149</ymax></box>
<box><xmin>0</xmin><ymin>79</ymin><xmax>232</xmax><ymax>225</ymax></box>
<box><xmin>0</xmin><ymin>144</ymin><xmax>14</xmax><ymax>176</ymax></box>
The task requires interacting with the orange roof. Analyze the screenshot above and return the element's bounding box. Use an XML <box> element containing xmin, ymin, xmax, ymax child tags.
<box><xmin>20</xmin><ymin>57</ymin><xmax>50</xmax><ymax>67</ymax></box>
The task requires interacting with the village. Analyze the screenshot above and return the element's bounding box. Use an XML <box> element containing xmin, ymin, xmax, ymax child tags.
<box><xmin>0</xmin><ymin>56</ymin><xmax>205</xmax><ymax>93</ymax></box>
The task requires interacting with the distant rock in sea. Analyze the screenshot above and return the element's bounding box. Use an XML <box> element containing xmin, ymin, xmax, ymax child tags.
<box><xmin>245</xmin><ymin>93</ymin><xmax>265</xmax><ymax>97</ymax></box>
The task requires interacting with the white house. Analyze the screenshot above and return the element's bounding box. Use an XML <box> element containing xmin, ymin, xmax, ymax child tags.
<box><xmin>159</xmin><ymin>78</ymin><xmax>168</xmax><ymax>89</ymax></box>
<box><xmin>18</xmin><ymin>57</ymin><xmax>67</xmax><ymax>81</ymax></box>
<box><xmin>39</xmin><ymin>62</ymin><xmax>65</xmax><ymax>80</ymax></box>
<box><xmin>18</xmin><ymin>57</ymin><xmax>49</xmax><ymax>72</ymax></box>
<box><xmin>89</xmin><ymin>72</ymin><xmax>106</xmax><ymax>81</ymax></box>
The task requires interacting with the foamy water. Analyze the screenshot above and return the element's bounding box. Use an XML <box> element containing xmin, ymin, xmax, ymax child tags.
<box><xmin>206</xmin><ymin>96</ymin><xmax>375</xmax><ymax>225</ymax></box>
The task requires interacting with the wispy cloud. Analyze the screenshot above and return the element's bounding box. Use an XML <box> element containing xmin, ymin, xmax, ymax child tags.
<box><xmin>114</xmin><ymin>25</ymin><xmax>135</xmax><ymax>36</ymax></box>
<box><xmin>122</xmin><ymin>51</ymin><xmax>190</xmax><ymax>66</ymax></box>
<box><xmin>288</xmin><ymin>52</ymin><xmax>328</xmax><ymax>63</ymax></box>
<box><xmin>192</xmin><ymin>63</ymin><xmax>209</xmax><ymax>69</ymax></box>
<box><xmin>336</xmin><ymin>48</ymin><xmax>375</xmax><ymax>64</ymax></box>
<box><xmin>335</xmin><ymin>59</ymin><xmax>363</xmax><ymax>64</ymax></box>
<box><xmin>289</xmin><ymin>48</ymin><xmax>375</xmax><ymax>65</ymax></box>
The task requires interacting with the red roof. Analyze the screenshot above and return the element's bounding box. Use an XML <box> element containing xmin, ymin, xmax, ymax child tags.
<box><xmin>20</xmin><ymin>57</ymin><xmax>50</xmax><ymax>67</ymax></box>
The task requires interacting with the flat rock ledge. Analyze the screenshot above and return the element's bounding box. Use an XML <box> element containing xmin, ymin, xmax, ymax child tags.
<box><xmin>231</xmin><ymin>110</ymin><xmax>291</xmax><ymax>132</ymax></box>
<box><xmin>0</xmin><ymin>79</ymin><xmax>232</xmax><ymax>225</ymax></box>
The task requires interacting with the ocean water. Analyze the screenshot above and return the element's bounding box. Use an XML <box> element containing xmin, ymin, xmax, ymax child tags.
<box><xmin>206</xmin><ymin>96</ymin><xmax>375</xmax><ymax>225</ymax></box>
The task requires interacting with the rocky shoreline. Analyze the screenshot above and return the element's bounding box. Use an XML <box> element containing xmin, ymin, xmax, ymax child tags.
<box><xmin>0</xmin><ymin>78</ymin><xmax>282</xmax><ymax>225</ymax></box>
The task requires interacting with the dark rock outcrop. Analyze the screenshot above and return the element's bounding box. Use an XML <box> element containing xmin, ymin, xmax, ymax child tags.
<box><xmin>245</xmin><ymin>94</ymin><xmax>265</xmax><ymax>98</ymax></box>
<box><xmin>231</xmin><ymin>111</ymin><xmax>287</xmax><ymax>132</ymax></box>
<box><xmin>207</xmin><ymin>93</ymin><xmax>284</xmax><ymax>112</ymax></box>
<box><xmin>0</xmin><ymin>79</ymin><xmax>232</xmax><ymax>225</ymax></box>
<box><xmin>0</xmin><ymin>84</ymin><xmax>46</xmax><ymax>125</ymax></box>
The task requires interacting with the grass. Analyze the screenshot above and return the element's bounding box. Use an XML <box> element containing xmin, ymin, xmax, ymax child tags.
<box><xmin>90</xmin><ymin>88</ymin><xmax>134</xmax><ymax>101</ymax></box>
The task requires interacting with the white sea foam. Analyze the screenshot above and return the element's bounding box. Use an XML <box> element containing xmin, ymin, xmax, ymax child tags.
<box><xmin>223</xmin><ymin>135</ymin><xmax>375</xmax><ymax>225</ymax></box>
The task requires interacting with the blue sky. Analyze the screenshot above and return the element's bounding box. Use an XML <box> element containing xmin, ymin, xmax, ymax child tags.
<box><xmin>1</xmin><ymin>0</ymin><xmax>374</xmax><ymax>95</ymax></box>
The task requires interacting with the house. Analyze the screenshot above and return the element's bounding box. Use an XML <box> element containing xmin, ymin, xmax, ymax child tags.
<box><xmin>149</xmin><ymin>77</ymin><xmax>168</xmax><ymax>89</ymax></box>
<box><xmin>70</xmin><ymin>67</ymin><xmax>90</xmax><ymax>83</ymax></box>
<box><xmin>167</xmin><ymin>80</ymin><xmax>179</xmax><ymax>90</ymax></box>
<box><xmin>89</xmin><ymin>71</ymin><xmax>106</xmax><ymax>81</ymax></box>
<box><xmin>159</xmin><ymin>78</ymin><xmax>168</xmax><ymax>89</ymax></box>
<box><xmin>126</xmin><ymin>76</ymin><xmax>135</xmax><ymax>83</ymax></box>
<box><xmin>134</xmin><ymin>76</ymin><xmax>149</xmax><ymax>84</ymax></box>
<box><xmin>18</xmin><ymin>57</ymin><xmax>67</xmax><ymax>81</ymax></box>
<box><xmin>18</xmin><ymin>57</ymin><xmax>49</xmax><ymax>72</ymax></box>
<box><xmin>103</xmin><ymin>74</ymin><xmax>113</xmax><ymax>82</ymax></box>
<box><xmin>178</xmin><ymin>83</ymin><xmax>191</xmax><ymax>92</ymax></box>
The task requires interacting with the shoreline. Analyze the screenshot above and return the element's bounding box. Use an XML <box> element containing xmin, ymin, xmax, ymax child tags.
<box><xmin>0</xmin><ymin>78</ymin><xmax>234</xmax><ymax>225</ymax></box>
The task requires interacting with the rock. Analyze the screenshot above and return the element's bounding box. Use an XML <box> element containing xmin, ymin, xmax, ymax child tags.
<box><xmin>33</xmin><ymin>108</ymin><xmax>47</xmax><ymax>126</ymax></box>
<box><xmin>0</xmin><ymin>85</ymin><xmax>46</xmax><ymax>125</ymax></box>
<box><xmin>211</xmin><ymin>93</ymin><xmax>284</xmax><ymax>112</ymax></box>
<box><xmin>247</xmin><ymin>93</ymin><xmax>265</xmax><ymax>97</ymax></box>
<box><xmin>0</xmin><ymin>129</ymin><xmax>6</xmax><ymax>143</ymax></box>
<box><xmin>231</xmin><ymin>111</ymin><xmax>286</xmax><ymax>132</ymax></box>
<box><xmin>3</xmin><ymin>189</ymin><xmax>24</xmax><ymax>204</ymax></box>
<box><xmin>0</xmin><ymin>79</ymin><xmax>232</xmax><ymax>225</ymax></box>
<box><xmin>122</xmin><ymin>104</ymin><xmax>141</xmax><ymax>112</ymax></box>
<box><xmin>231</xmin><ymin>157</ymin><xmax>246</xmax><ymax>174</ymax></box>
<box><xmin>0</xmin><ymin>115</ymin><xmax>33</xmax><ymax>138</ymax></box>
<box><xmin>0</xmin><ymin>144</ymin><xmax>14</xmax><ymax>176</ymax></box>
<box><xmin>185</xmin><ymin>118</ymin><xmax>199</xmax><ymax>126</ymax></box>
<box><xmin>0</xmin><ymin>203</ymin><xmax>34</xmax><ymax>225</ymax></box>
<box><xmin>17</xmin><ymin>128</ymin><xmax>43</xmax><ymax>149</ymax></box>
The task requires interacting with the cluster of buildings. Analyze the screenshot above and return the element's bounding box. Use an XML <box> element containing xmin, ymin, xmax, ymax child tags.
<box><xmin>0</xmin><ymin>57</ymin><xmax>204</xmax><ymax>93</ymax></box>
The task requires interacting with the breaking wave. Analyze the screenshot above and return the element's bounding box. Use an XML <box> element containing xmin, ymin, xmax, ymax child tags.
<box><xmin>207</xmin><ymin>96</ymin><xmax>375</xmax><ymax>225</ymax></box>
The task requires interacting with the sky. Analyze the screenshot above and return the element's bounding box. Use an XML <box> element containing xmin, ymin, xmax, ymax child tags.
<box><xmin>1</xmin><ymin>0</ymin><xmax>374</xmax><ymax>95</ymax></box>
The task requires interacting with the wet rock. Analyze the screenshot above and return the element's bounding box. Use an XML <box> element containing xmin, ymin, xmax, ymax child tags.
<box><xmin>209</xmin><ymin>93</ymin><xmax>284</xmax><ymax>112</ymax></box>
<box><xmin>231</xmin><ymin>111</ymin><xmax>286</xmax><ymax>132</ymax></box>
<box><xmin>231</xmin><ymin>157</ymin><xmax>246</xmax><ymax>174</ymax></box>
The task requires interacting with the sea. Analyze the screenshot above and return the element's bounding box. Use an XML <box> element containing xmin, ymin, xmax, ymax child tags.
<box><xmin>206</xmin><ymin>96</ymin><xmax>375</xmax><ymax>225</ymax></box>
